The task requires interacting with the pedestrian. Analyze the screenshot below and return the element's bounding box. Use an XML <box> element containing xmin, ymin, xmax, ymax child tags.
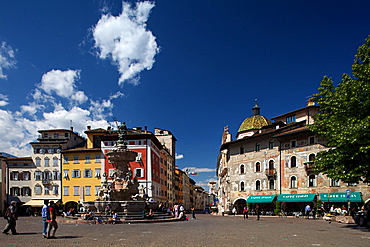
<box><xmin>3</xmin><ymin>201</ymin><xmax>19</xmax><ymax>235</ymax></box>
<box><xmin>47</xmin><ymin>201</ymin><xmax>58</xmax><ymax>239</ymax></box>
<box><xmin>305</xmin><ymin>204</ymin><xmax>311</xmax><ymax>219</ymax></box>
<box><xmin>221</xmin><ymin>206</ymin><xmax>225</xmax><ymax>216</ymax></box>
<box><xmin>191</xmin><ymin>206</ymin><xmax>196</xmax><ymax>219</ymax></box>
<box><xmin>243</xmin><ymin>206</ymin><xmax>249</xmax><ymax>219</ymax></box>
<box><xmin>105</xmin><ymin>203</ymin><xmax>112</xmax><ymax>216</ymax></box>
<box><xmin>41</xmin><ymin>199</ymin><xmax>49</xmax><ymax>238</ymax></box>
<box><xmin>232</xmin><ymin>207</ymin><xmax>237</xmax><ymax>216</ymax></box>
<box><xmin>255</xmin><ymin>205</ymin><xmax>261</xmax><ymax>220</ymax></box>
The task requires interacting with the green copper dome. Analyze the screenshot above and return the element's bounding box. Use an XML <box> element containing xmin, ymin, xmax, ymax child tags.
<box><xmin>238</xmin><ymin>115</ymin><xmax>272</xmax><ymax>132</ymax></box>
<box><xmin>238</xmin><ymin>100</ymin><xmax>272</xmax><ymax>133</ymax></box>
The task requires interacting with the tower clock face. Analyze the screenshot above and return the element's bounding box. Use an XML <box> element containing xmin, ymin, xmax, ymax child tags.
<box><xmin>48</xmin><ymin>149</ymin><xmax>53</xmax><ymax>153</ymax></box>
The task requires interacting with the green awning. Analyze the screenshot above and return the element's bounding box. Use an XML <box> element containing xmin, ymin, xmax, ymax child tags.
<box><xmin>277</xmin><ymin>193</ymin><xmax>316</xmax><ymax>202</ymax></box>
<box><xmin>319</xmin><ymin>192</ymin><xmax>362</xmax><ymax>202</ymax></box>
<box><xmin>246</xmin><ymin>195</ymin><xmax>276</xmax><ymax>203</ymax></box>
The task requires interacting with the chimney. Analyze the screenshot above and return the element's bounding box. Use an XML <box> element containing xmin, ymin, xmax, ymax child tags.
<box><xmin>136</xmin><ymin>127</ymin><xmax>142</xmax><ymax>131</ymax></box>
<box><xmin>107</xmin><ymin>126</ymin><xmax>111</xmax><ymax>131</ymax></box>
<box><xmin>70</xmin><ymin>127</ymin><xmax>74</xmax><ymax>132</ymax></box>
<box><xmin>87</xmin><ymin>126</ymin><xmax>91</xmax><ymax>130</ymax></box>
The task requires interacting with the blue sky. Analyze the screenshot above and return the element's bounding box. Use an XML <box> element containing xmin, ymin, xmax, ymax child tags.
<box><xmin>1</xmin><ymin>0</ymin><xmax>370</xmax><ymax>190</ymax></box>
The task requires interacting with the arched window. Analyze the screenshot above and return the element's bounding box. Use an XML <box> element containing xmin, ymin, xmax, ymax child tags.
<box><xmin>256</xmin><ymin>180</ymin><xmax>261</xmax><ymax>190</ymax></box>
<box><xmin>240</xmin><ymin>181</ymin><xmax>245</xmax><ymax>191</ymax></box>
<box><xmin>291</xmin><ymin>156</ymin><xmax>297</xmax><ymax>168</ymax></box>
<box><xmin>269</xmin><ymin>160</ymin><xmax>274</xmax><ymax>170</ymax></box>
<box><xmin>44</xmin><ymin>157</ymin><xmax>50</xmax><ymax>167</ymax></box>
<box><xmin>255</xmin><ymin>162</ymin><xmax>261</xmax><ymax>172</ymax></box>
<box><xmin>291</xmin><ymin>176</ymin><xmax>297</xmax><ymax>188</ymax></box>
<box><xmin>269</xmin><ymin>179</ymin><xmax>275</xmax><ymax>190</ymax></box>
<box><xmin>309</xmin><ymin>154</ymin><xmax>315</xmax><ymax>161</ymax></box>
<box><xmin>308</xmin><ymin>175</ymin><xmax>316</xmax><ymax>187</ymax></box>
<box><xmin>240</xmin><ymin>164</ymin><xmax>245</xmax><ymax>174</ymax></box>
<box><xmin>240</xmin><ymin>146</ymin><xmax>244</xmax><ymax>154</ymax></box>
<box><xmin>255</xmin><ymin>143</ymin><xmax>260</xmax><ymax>152</ymax></box>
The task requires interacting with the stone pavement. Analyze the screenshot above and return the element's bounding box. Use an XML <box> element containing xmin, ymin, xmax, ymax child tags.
<box><xmin>0</xmin><ymin>214</ymin><xmax>369</xmax><ymax>247</ymax></box>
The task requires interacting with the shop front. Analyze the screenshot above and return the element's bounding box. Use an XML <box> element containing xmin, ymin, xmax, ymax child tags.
<box><xmin>319</xmin><ymin>192</ymin><xmax>362</xmax><ymax>212</ymax></box>
<box><xmin>246</xmin><ymin>195</ymin><xmax>276</xmax><ymax>215</ymax></box>
<box><xmin>277</xmin><ymin>193</ymin><xmax>317</xmax><ymax>215</ymax></box>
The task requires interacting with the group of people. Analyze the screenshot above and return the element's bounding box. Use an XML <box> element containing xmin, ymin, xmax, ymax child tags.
<box><xmin>330</xmin><ymin>205</ymin><xmax>348</xmax><ymax>215</ymax></box>
<box><xmin>42</xmin><ymin>200</ymin><xmax>59</xmax><ymax>239</ymax></box>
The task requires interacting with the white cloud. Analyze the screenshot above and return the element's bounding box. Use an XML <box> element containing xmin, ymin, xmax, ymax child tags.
<box><xmin>182</xmin><ymin>166</ymin><xmax>216</xmax><ymax>173</ymax></box>
<box><xmin>0</xmin><ymin>94</ymin><xmax>9</xmax><ymax>106</ymax></box>
<box><xmin>175</xmin><ymin>153</ymin><xmax>184</xmax><ymax>160</ymax></box>
<box><xmin>0</xmin><ymin>41</ymin><xmax>17</xmax><ymax>80</ymax></box>
<box><xmin>38</xmin><ymin>69</ymin><xmax>88</xmax><ymax>105</ymax></box>
<box><xmin>92</xmin><ymin>1</ymin><xmax>159</xmax><ymax>85</ymax></box>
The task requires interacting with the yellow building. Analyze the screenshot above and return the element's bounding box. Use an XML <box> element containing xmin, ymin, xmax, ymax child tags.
<box><xmin>61</xmin><ymin>127</ymin><xmax>106</xmax><ymax>210</ymax></box>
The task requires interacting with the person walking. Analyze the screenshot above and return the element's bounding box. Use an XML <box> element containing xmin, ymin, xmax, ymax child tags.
<box><xmin>3</xmin><ymin>201</ymin><xmax>19</xmax><ymax>235</ymax></box>
<box><xmin>243</xmin><ymin>206</ymin><xmax>249</xmax><ymax>219</ymax></box>
<box><xmin>232</xmin><ymin>207</ymin><xmax>237</xmax><ymax>217</ymax></box>
<box><xmin>41</xmin><ymin>199</ymin><xmax>49</xmax><ymax>238</ymax></box>
<box><xmin>191</xmin><ymin>206</ymin><xmax>196</xmax><ymax>219</ymax></box>
<box><xmin>305</xmin><ymin>204</ymin><xmax>311</xmax><ymax>219</ymax></box>
<box><xmin>255</xmin><ymin>205</ymin><xmax>261</xmax><ymax>220</ymax></box>
<box><xmin>47</xmin><ymin>201</ymin><xmax>58</xmax><ymax>239</ymax></box>
<box><xmin>221</xmin><ymin>206</ymin><xmax>225</xmax><ymax>216</ymax></box>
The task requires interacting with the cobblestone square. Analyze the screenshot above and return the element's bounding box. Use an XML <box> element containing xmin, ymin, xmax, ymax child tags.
<box><xmin>1</xmin><ymin>214</ymin><xmax>369</xmax><ymax>247</ymax></box>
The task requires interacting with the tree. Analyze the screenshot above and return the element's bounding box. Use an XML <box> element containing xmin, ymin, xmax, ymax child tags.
<box><xmin>309</xmin><ymin>35</ymin><xmax>370</xmax><ymax>183</ymax></box>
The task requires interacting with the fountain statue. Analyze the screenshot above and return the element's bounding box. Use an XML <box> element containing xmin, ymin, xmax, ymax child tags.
<box><xmin>83</xmin><ymin>122</ymin><xmax>157</xmax><ymax>219</ymax></box>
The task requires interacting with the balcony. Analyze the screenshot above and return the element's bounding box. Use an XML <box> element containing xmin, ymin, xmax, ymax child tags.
<box><xmin>42</xmin><ymin>178</ymin><xmax>51</xmax><ymax>184</ymax></box>
<box><xmin>304</xmin><ymin>161</ymin><xmax>317</xmax><ymax>174</ymax></box>
<box><xmin>265</xmin><ymin>168</ymin><xmax>276</xmax><ymax>178</ymax></box>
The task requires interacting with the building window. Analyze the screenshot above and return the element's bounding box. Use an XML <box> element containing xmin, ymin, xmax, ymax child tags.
<box><xmin>53</xmin><ymin>157</ymin><xmax>59</xmax><ymax>167</ymax></box>
<box><xmin>269</xmin><ymin>160</ymin><xmax>274</xmax><ymax>170</ymax></box>
<box><xmin>286</xmin><ymin>115</ymin><xmax>296</xmax><ymax>124</ymax></box>
<box><xmin>95</xmin><ymin>155</ymin><xmax>101</xmax><ymax>163</ymax></box>
<box><xmin>269</xmin><ymin>179</ymin><xmax>275</xmax><ymax>190</ymax></box>
<box><xmin>309</xmin><ymin>136</ymin><xmax>315</xmax><ymax>145</ymax></box>
<box><xmin>240</xmin><ymin>164</ymin><xmax>245</xmax><ymax>174</ymax></box>
<box><xmin>44</xmin><ymin>157</ymin><xmax>50</xmax><ymax>167</ymax></box>
<box><xmin>35</xmin><ymin>171</ymin><xmax>42</xmax><ymax>180</ymax></box>
<box><xmin>73</xmin><ymin>156</ymin><xmax>79</xmax><ymax>164</ymax></box>
<box><xmin>240</xmin><ymin>146</ymin><xmax>244</xmax><ymax>154</ymax></box>
<box><xmin>22</xmin><ymin>187</ymin><xmax>31</xmax><ymax>196</ymax></box>
<box><xmin>63</xmin><ymin>186</ymin><xmax>69</xmax><ymax>196</ymax></box>
<box><xmin>291</xmin><ymin>156</ymin><xmax>297</xmax><ymax>168</ymax></box>
<box><xmin>52</xmin><ymin>186</ymin><xmax>58</xmax><ymax>195</ymax></box>
<box><xmin>36</xmin><ymin>157</ymin><xmax>41</xmax><ymax>167</ymax></box>
<box><xmin>255</xmin><ymin>143</ymin><xmax>260</xmax><ymax>152</ymax></box>
<box><xmin>95</xmin><ymin>169</ymin><xmax>101</xmax><ymax>178</ymax></box>
<box><xmin>95</xmin><ymin>186</ymin><xmax>100</xmax><ymax>196</ymax></box>
<box><xmin>85</xmin><ymin>186</ymin><xmax>91</xmax><ymax>196</ymax></box>
<box><xmin>11</xmin><ymin>187</ymin><xmax>20</xmax><ymax>196</ymax></box>
<box><xmin>256</xmin><ymin>162</ymin><xmax>261</xmax><ymax>172</ymax></box>
<box><xmin>74</xmin><ymin>186</ymin><xmax>79</xmax><ymax>196</ymax></box>
<box><xmin>85</xmin><ymin>155</ymin><xmax>90</xmax><ymax>163</ymax></box>
<box><xmin>52</xmin><ymin>171</ymin><xmax>59</xmax><ymax>180</ymax></box>
<box><xmin>11</xmin><ymin>172</ymin><xmax>18</xmax><ymax>181</ymax></box>
<box><xmin>63</xmin><ymin>156</ymin><xmax>69</xmax><ymax>164</ymax></box>
<box><xmin>240</xmin><ymin>181</ymin><xmax>245</xmax><ymax>191</ymax></box>
<box><xmin>291</xmin><ymin>140</ymin><xmax>297</xmax><ymax>148</ymax></box>
<box><xmin>309</xmin><ymin>154</ymin><xmax>315</xmax><ymax>161</ymax></box>
<box><xmin>63</xmin><ymin>170</ymin><xmax>69</xmax><ymax>178</ymax></box>
<box><xmin>23</xmin><ymin>172</ymin><xmax>30</xmax><ymax>181</ymax></box>
<box><xmin>256</xmin><ymin>180</ymin><xmax>261</xmax><ymax>191</ymax></box>
<box><xmin>269</xmin><ymin>140</ymin><xmax>274</xmax><ymax>149</ymax></box>
<box><xmin>290</xmin><ymin>176</ymin><xmax>297</xmax><ymax>188</ymax></box>
<box><xmin>308</xmin><ymin>175</ymin><xmax>316</xmax><ymax>187</ymax></box>
<box><xmin>35</xmin><ymin>185</ymin><xmax>42</xmax><ymax>195</ymax></box>
<box><xmin>54</xmin><ymin>133</ymin><xmax>59</xmax><ymax>138</ymax></box>
<box><xmin>135</xmin><ymin>168</ymin><xmax>144</xmax><ymax>178</ymax></box>
<box><xmin>72</xmin><ymin>169</ymin><xmax>81</xmax><ymax>178</ymax></box>
<box><xmin>331</xmin><ymin>179</ymin><xmax>339</xmax><ymax>187</ymax></box>
<box><xmin>44</xmin><ymin>186</ymin><xmax>50</xmax><ymax>195</ymax></box>
<box><xmin>65</xmin><ymin>133</ymin><xmax>69</xmax><ymax>138</ymax></box>
<box><xmin>84</xmin><ymin>169</ymin><xmax>92</xmax><ymax>178</ymax></box>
